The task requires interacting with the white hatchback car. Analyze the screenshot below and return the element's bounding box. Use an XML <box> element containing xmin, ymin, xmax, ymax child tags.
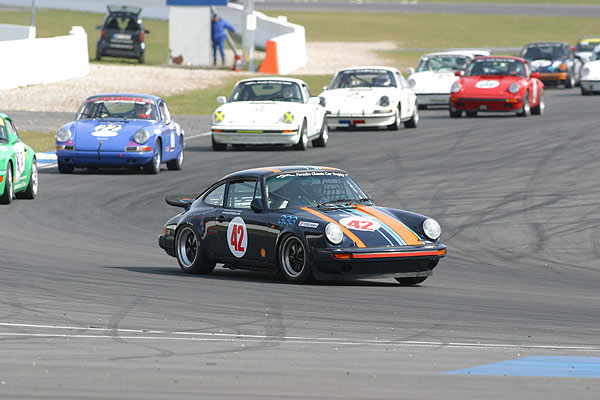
<box><xmin>580</xmin><ymin>45</ymin><xmax>600</xmax><ymax>95</ymax></box>
<box><xmin>211</xmin><ymin>77</ymin><xmax>328</xmax><ymax>151</ymax></box>
<box><xmin>319</xmin><ymin>66</ymin><xmax>418</xmax><ymax>130</ymax></box>
<box><xmin>406</xmin><ymin>49</ymin><xmax>491</xmax><ymax>109</ymax></box>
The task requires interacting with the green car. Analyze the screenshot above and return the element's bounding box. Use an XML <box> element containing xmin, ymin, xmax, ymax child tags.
<box><xmin>0</xmin><ymin>113</ymin><xmax>38</xmax><ymax>204</ymax></box>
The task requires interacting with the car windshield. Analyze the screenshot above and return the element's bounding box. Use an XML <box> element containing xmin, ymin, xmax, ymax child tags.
<box><xmin>76</xmin><ymin>96</ymin><xmax>158</xmax><ymax>121</ymax></box>
<box><xmin>466</xmin><ymin>58</ymin><xmax>526</xmax><ymax>77</ymax></box>
<box><xmin>521</xmin><ymin>44</ymin><xmax>568</xmax><ymax>60</ymax></box>
<box><xmin>575</xmin><ymin>39</ymin><xmax>600</xmax><ymax>52</ymax></box>
<box><xmin>416</xmin><ymin>55</ymin><xmax>470</xmax><ymax>72</ymax></box>
<box><xmin>592</xmin><ymin>51</ymin><xmax>600</xmax><ymax>61</ymax></box>
<box><xmin>229</xmin><ymin>81</ymin><xmax>303</xmax><ymax>103</ymax></box>
<box><xmin>265</xmin><ymin>171</ymin><xmax>370</xmax><ymax>209</ymax></box>
<box><xmin>105</xmin><ymin>15</ymin><xmax>141</xmax><ymax>32</ymax></box>
<box><xmin>329</xmin><ymin>69</ymin><xmax>396</xmax><ymax>89</ymax></box>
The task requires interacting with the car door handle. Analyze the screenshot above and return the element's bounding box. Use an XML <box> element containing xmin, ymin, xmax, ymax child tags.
<box><xmin>217</xmin><ymin>216</ymin><xmax>225</xmax><ymax>223</ymax></box>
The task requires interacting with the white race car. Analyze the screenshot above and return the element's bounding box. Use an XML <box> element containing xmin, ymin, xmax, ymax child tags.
<box><xmin>580</xmin><ymin>45</ymin><xmax>600</xmax><ymax>95</ymax></box>
<box><xmin>211</xmin><ymin>77</ymin><xmax>328</xmax><ymax>151</ymax></box>
<box><xmin>406</xmin><ymin>49</ymin><xmax>491</xmax><ymax>109</ymax></box>
<box><xmin>574</xmin><ymin>36</ymin><xmax>600</xmax><ymax>64</ymax></box>
<box><xmin>319</xmin><ymin>66</ymin><xmax>418</xmax><ymax>130</ymax></box>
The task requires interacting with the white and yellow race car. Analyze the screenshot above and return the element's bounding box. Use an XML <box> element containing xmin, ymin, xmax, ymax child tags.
<box><xmin>211</xmin><ymin>77</ymin><xmax>328</xmax><ymax>151</ymax></box>
<box><xmin>319</xmin><ymin>66</ymin><xmax>418</xmax><ymax>130</ymax></box>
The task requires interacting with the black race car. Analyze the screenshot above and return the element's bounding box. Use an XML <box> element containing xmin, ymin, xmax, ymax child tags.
<box><xmin>158</xmin><ymin>166</ymin><xmax>446</xmax><ymax>285</ymax></box>
<box><xmin>96</xmin><ymin>5</ymin><xmax>149</xmax><ymax>63</ymax></box>
<box><xmin>520</xmin><ymin>41</ymin><xmax>582</xmax><ymax>88</ymax></box>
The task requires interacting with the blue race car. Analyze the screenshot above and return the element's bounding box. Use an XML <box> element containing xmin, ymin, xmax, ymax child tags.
<box><xmin>55</xmin><ymin>93</ymin><xmax>185</xmax><ymax>174</ymax></box>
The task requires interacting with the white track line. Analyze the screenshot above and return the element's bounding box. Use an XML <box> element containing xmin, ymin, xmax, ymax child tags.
<box><xmin>186</xmin><ymin>131</ymin><xmax>211</xmax><ymax>139</ymax></box>
<box><xmin>1</xmin><ymin>322</ymin><xmax>599</xmax><ymax>352</ymax></box>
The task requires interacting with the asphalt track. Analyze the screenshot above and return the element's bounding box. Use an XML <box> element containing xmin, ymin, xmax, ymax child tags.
<box><xmin>2</xmin><ymin>87</ymin><xmax>600</xmax><ymax>399</ymax></box>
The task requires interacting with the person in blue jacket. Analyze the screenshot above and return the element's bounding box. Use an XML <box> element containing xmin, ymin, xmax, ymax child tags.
<box><xmin>211</xmin><ymin>14</ymin><xmax>235</xmax><ymax>66</ymax></box>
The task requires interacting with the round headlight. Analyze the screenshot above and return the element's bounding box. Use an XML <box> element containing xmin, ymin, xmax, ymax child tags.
<box><xmin>508</xmin><ymin>82</ymin><xmax>520</xmax><ymax>94</ymax></box>
<box><xmin>581</xmin><ymin>67</ymin><xmax>590</xmax><ymax>77</ymax></box>
<box><xmin>377</xmin><ymin>95</ymin><xmax>390</xmax><ymax>107</ymax></box>
<box><xmin>451</xmin><ymin>81</ymin><xmax>461</xmax><ymax>93</ymax></box>
<box><xmin>56</xmin><ymin>127</ymin><xmax>72</xmax><ymax>142</ymax></box>
<box><xmin>552</xmin><ymin>60</ymin><xmax>563</xmax><ymax>69</ymax></box>
<box><xmin>134</xmin><ymin>128</ymin><xmax>150</xmax><ymax>144</ymax></box>
<box><xmin>423</xmin><ymin>218</ymin><xmax>441</xmax><ymax>241</ymax></box>
<box><xmin>325</xmin><ymin>223</ymin><xmax>344</xmax><ymax>245</ymax></box>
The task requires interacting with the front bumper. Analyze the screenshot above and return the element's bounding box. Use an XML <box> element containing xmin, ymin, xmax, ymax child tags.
<box><xmin>325</xmin><ymin>111</ymin><xmax>395</xmax><ymax>128</ymax></box>
<box><xmin>312</xmin><ymin>244</ymin><xmax>446</xmax><ymax>279</ymax></box>
<box><xmin>212</xmin><ymin>126</ymin><xmax>300</xmax><ymax>145</ymax></box>
<box><xmin>56</xmin><ymin>149</ymin><xmax>154</xmax><ymax>167</ymax></box>
<box><xmin>450</xmin><ymin>95</ymin><xmax>524</xmax><ymax>112</ymax></box>
<box><xmin>159</xmin><ymin>234</ymin><xmax>176</xmax><ymax>257</ymax></box>
<box><xmin>581</xmin><ymin>80</ymin><xmax>600</xmax><ymax>92</ymax></box>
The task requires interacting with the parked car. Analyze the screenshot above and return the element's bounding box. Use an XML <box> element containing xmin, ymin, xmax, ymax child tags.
<box><xmin>96</xmin><ymin>5</ymin><xmax>149</xmax><ymax>63</ymax></box>
<box><xmin>580</xmin><ymin>44</ymin><xmax>600</xmax><ymax>95</ymax></box>
<box><xmin>319</xmin><ymin>66</ymin><xmax>419</xmax><ymax>130</ymax></box>
<box><xmin>55</xmin><ymin>94</ymin><xmax>185</xmax><ymax>174</ymax></box>
<box><xmin>0</xmin><ymin>113</ymin><xmax>38</xmax><ymax>204</ymax></box>
<box><xmin>574</xmin><ymin>36</ymin><xmax>600</xmax><ymax>64</ymax></box>
<box><xmin>211</xmin><ymin>77</ymin><xmax>328</xmax><ymax>151</ymax></box>
<box><xmin>520</xmin><ymin>41</ymin><xmax>581</xmax><ymax>88</ymax></box>
<box><xmin>158</xmin><ymin>166</ymin><xmax>446</xmax><ymax>285</ymax></box>
<box><xmin>406</xmin><ymin>49</ymin><xmax>490</xmax><ymax>109</ymax></box>
<box><xmin>449</xmin><ymin>56</ymin><xmax>545</xmax><ymax>117</ymax></box>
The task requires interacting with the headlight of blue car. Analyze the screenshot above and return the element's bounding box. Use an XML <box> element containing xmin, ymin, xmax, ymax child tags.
<box><xmin>325</xmin><ymin>222</ymin><xmax>344</xmax><ymax>245</ymax></box>
<box><xmin>134</xmin><ymin>128</ymin><xmax>150</xmax><ymax>144</ymax></box>
<box><xmin>56</xmin><ymin>127</ymin><xmax>72</xmax><ymax>142</ymax></box>
<box><xmin>423</xmin><ymin>218</ymin><xmax>441</xmax><ymax>241</ymax></box>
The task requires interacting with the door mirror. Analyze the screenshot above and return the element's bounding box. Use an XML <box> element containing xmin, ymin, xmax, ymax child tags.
<box><xmin>454</xmin><ymin>71</ymin><xmax>463</xmax><ymax>77</ymax></box>
<box><xmin>406</xmin><ymin>67</ymin><xmax>415</xmax><ymax>75</ymax></box>
<box><xmin>217</xmin><ymin>96</ymin><xmax>227</xmax><ymax>104</ymax></box>
<box><xmin>308</xmin><ymin>96</ymin><xmax>321</xmax><ymax>105</ymax></box>
<box><xmin>144</xmin><ymin>29</ymin><xmax>150</xmax><ymax>34</ymax></box>
<box><xmin>7</xmin><ymin>134</ymin><xmax>18</xmax><ymax>145</ymax></box>
<box><xmin>322</xmin><ymin>86</ymin><xmax>328</xmax><ymax>91</ymax></box>
<box><xmin>250</xmin><ymin>198</ymin><xmax>264</xmax><ymax>213</ymax></box>
<box><xmin>531</xmin><ymin>72</ymin><xmax>540</xmax><ymax>79</ymax></box>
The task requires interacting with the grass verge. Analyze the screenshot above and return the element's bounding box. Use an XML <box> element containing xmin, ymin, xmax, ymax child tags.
<box><xmin>20</xmin><ymin>131</ymin><xmax>55</xmax><ymax>153</ymax></box>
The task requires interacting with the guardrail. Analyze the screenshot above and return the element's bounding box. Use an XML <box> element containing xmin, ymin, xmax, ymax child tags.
<box><xmin>0</xmin><ymin>26</ymin><xmax>89</xmax><ymax>91</ymax></box>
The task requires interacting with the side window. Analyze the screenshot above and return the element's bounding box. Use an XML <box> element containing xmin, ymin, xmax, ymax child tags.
<box><xmin>0</xmin><ymin>119</ymin><xmax>7</xmax><ymax>141</ymax></box>
<box><xmin>254</xmin><ymin>180</ymin><xmax>263</xmax><ymax>201</ymax></box>
<box><xmin>159</xmin><ymin>102</ymin><xmax>171</xmax><ymax>122</ymax></box>
<box><xmin>6</xmin><ymin>120</ymin><xmax>20</xmax><ymax>141</ymax></box>
<box><xmin>203</xmin><ymin>182</ymin><xmax>225</xmax><ymax>207</ymax></box>
<box><xmin>226</xmin><ymin>179</ymin><xmax>257</xmax><ymax>209</ymax></box>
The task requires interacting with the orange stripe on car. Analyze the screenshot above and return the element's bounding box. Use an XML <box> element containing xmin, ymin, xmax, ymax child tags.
<box><xmin>353</xmin><ymin>205</ymin><xmax>423</xmax><ymax>246</ymax></box>
<box><xmin>300</xmin><ymin>207</ymin><xmax>366</xmax><ymax>248</ymax></box>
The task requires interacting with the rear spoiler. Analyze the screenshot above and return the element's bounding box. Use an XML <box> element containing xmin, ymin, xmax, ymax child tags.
<box><xmin>165</xmin><ymin>194</ymin><xmax>200</xmax><ymax>208</ymax></box>
<box><xmin>107</xmin><ymin>5</ymin><xmax>142</xmax><ymax>17</ymax></box>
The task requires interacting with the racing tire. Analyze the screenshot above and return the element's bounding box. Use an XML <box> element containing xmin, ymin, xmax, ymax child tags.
<box><xmin>395</xmin><ymin>276</ymin><xmax>428</xmax><ymax>286</ymax></box>
<box><xmin>212</xmin><ymin>135</ymin><xmax>227</xmax><ymax>151</ymax></box>
<box><xmin>57</xmin><ymin>160</ymin><xmax>74</xmax><ymax>174</ymax></box>
<box><xmin>466</xmin><ymin>111</ymin><xmax>478</xmax><ymax>118</ymax></box>
<box><xmin>531</xmin><ymin>94</ymin><xmax>545</xmax><ymax>115</ymax></box>
<box><xmin>418</xmin><ymin>104</ymin><xmax>427</xmax><ymax>110</ymax></box>
<box><xmin>138</xmin><ymin>52</ymin><xmax>145</xmax><ymax>64</ymax></box>
<box><xmin>387</xmin><ymin>107</ymin><xmax>401</xmax><ymax>130</ymax></box>
<box><xmin>175</xmin><ymin>225</ymin><xmax>216</xmax><ymax>274</ymax></box>
<box><xmin>293</xmin><ymin>120</ymin><xmax>308</xmax><ymax>151</ymax></box>
<box><xmin>581</xmin><ymin>86</ymin><xmax>590</xmax><ymax>95</ymax></box>
<box><xmin>16</xmin><ymin>158</ymin><xmax>37</xmax><ymax>200</ymax></box>
<box><xmin>167</xmin><ymin>138</ymin><xmax>184</xmax><ymax>170</ymax></box>
<box><xmin>144</xmin><ymin>140</ymin><xmax>161</xmax><ymax>174</ymax></box>
<box><xmin>311</xmin><ymin>118</ymin><xmax>328</xmax><ymax>147</ymax></box>
<box><xmin>95</xmin><ymin>48</ymin><xmax>102</xmax><ymax>61</ymax></box>
<box><xmin>449</xmin><ymin>109</ymin><xmax>462</xmax><ymax>118</ymax></box>
<box><xmin>279</xmin><ymin>235</ymin><xmax>312</xmax><ymax>284</ymax></box>
<box><xmin>0</xmin><ymin>163</ymin><xmax>13</xmax><ymax>204</ymax></box>
<box><xmin>517</xmin><ymin>93</ymin><xmax>531</xmax><ymax>117</ymax></box>
<box><xmin>565</xmin><ymin>71</ymin><xmax>575</xmax><ymax>88</ymax></box>
<box><xmin>232</xmin><ymin>144</ymin><xmax>246</xmax><ymax>150</ymax></box>
<box><xmin>403</xmin><ymin>106</ymin><xmax>419</xmax><ymax>128</ymax></box>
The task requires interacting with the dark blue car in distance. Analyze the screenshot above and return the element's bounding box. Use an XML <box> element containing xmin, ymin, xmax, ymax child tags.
<box><xmin>55</xmin><ymin>93</ymin><xmax>185</xmax><ymax>174</ymax></box>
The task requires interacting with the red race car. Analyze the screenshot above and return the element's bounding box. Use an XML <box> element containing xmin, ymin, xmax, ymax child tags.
<box><xmin>449</xmin><ymin>56</ymin><xmax>545</xmax><ymax>118</ymax></box>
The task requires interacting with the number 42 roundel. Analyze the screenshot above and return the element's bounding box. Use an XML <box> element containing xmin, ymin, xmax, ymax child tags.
<box><xmin>227</xmin><ymin>216</ymin><xmax>248</xmax><ymax>258</ymax></box>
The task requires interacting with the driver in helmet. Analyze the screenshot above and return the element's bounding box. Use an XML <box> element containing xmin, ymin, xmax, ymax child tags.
<box><xmin>299</xmin><ymin>179</ymin><xmax>325</xmax><ymax>205</ymax></box>
<box><xmin>281</xmin><ymin>85</ymin><xmax>296</xmax><ymax>100</ymax></box>
<box><xmin>135</xmin><ymin>102</ymin><xmax>152</xmax><ymax>119</ymax></box>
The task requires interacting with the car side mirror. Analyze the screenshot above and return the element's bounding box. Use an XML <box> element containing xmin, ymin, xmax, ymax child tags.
<box><xmin>454</xmin><ymin>71</ymin><xmax>463</xmax><ymax>77</ymax></box>
<box><xmin>217</xmin><ymin>96</ymin><xmax>227</xmax><ymax>104</ymax></box>
<box><xmin>144</xmin><ymin>29</ymin><xmax>150</xmax><ymax>34</ymax></box>
<box><xmin>322</xmin><ymin>86</ymin><xmax>328</xmax><ymax>91</ymax></box>
<box><xmin>531</xmin><ymin>72</ymin><xmax>540</xmax><ymax>79</ymax></box>
<box><xmin>8</xmin><ymin>133</ymin><xmax>18</xmax><ymax>145</ymax></box>
<box><xmin>406</xmin><ymin>67</ymin><xmax>415</xmax><ymax>75</ymax></box>
<box><xmin>250</xmin><ymin>198</ymin><xmax>264</xmax><ymax>213</ymax></box>
<box><xmin>308</xmin><ymin>96</ymin><xmax>321</xmax><ymax>105</ymax></box>
<box><xmin>96</xmin><ymin>25</ymin><xmax>101</xmax><ymax>30</ymax></box>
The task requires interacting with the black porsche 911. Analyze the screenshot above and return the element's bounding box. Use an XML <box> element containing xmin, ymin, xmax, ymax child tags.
<box><xmin>158</xmin><ymin>166</ymin><xmax>446</xmax><ymax>285</ymax></box>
